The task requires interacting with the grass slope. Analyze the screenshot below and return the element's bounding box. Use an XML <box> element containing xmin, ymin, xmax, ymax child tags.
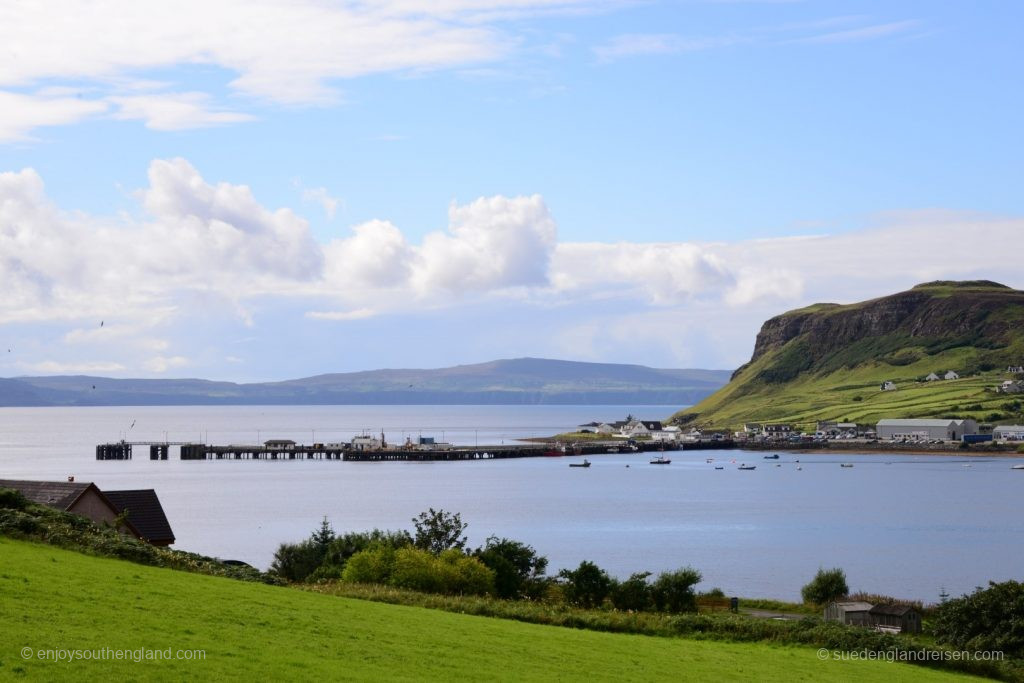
<box><xmin>0</xmin><ymin>538</ymin><xmax>975</xmax><ymax>682</ymax></box>
<box><xmin>673</xmin><ymin>282</ymin><xmax>1024</xmax><ymax>429</ymax></box>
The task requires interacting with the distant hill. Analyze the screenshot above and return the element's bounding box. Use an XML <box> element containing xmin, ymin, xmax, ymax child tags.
<box><xmin>672</xmin><ymin>281</ymin><xmax>1024</xmax><ymax>429</ymax></box>
<box><xmin>2</xmin><ymin>358</ymin><xmax>732</xmax><ymax>407</ymax></box>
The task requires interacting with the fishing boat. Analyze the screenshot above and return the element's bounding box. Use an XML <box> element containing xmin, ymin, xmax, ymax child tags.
<box><xmin>1012</xmin><ymin>464</ymin><xmax>1024</xmax><ymax>470</ymax></box>
<box><xmin>738</xmin><ymin>464</ymin><xmax>756</xmax><ymax>471</ymax></box>
<box><xmin>569</xmin><ymin>459</ymin><xmax>591</xmax><ymax>468</ymax></box>
<box><xmin>650</xmin><ymin>455</ymin><xmax>671</xmax><ymax>465</ymax></box>
<box><xmin>763</xmin><ymin>454</ymin><xmax>779</xmax><ymax>460</ymax></box>
<box><xmin>714</xmin><ymin>466</ymin><xmax>724</xmax><ymax>470</ymax></box>
<box><xmin>840</xmin><ymin>463</ymin><xmax>854</xmax><ymax>468</ymax></box>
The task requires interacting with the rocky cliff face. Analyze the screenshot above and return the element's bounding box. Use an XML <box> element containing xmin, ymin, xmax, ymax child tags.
<box><xmin>733</xmin><ymin>281</ymin><xmax>1023</xmax><ymax>380</ymax></box>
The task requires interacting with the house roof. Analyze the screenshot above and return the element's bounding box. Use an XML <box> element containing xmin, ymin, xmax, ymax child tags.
<box><xmin>638</xmin><ymin>421</ymin><xmax>663</xmax><ymax>430</ymax></box>
<box><xmin>876</xmin><ymin>419</ymin><xmax>967</xmax><ymax>428</ymax></box>
<box><xmin>0</xmin><ymin>478</ymin><xmax>96</xmax><ymax>510</ymax></box>
<box><xmin>104</xmin><ymin>489</ymin><xmax>175</xmax><ymax>545</ymax></box>
<box><xmin>869</xmin><ymin>604</ymin><xmax>917</xmax><ymax>616</ymax></box>
<box><xmin>831</xmin><ymin>601</ymin><xmax>874</xmax><ymax>612</ymax></box>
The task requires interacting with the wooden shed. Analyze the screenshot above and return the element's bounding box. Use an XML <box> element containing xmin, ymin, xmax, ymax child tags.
<box><xmin>824</xmin><ymin>601</ymin><xmax>874</xmax><ymax>627</ymax></box>
<box><xmin>869</xmin><ymin>604</ymin><xmax>922</xmax><ymax>634</ymax></box>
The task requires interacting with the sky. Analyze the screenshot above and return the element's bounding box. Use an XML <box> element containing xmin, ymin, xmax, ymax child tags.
<box><xmin>0</xmin><ymin>0</ymin><xmax>1022</xmax><ymax>381</ymax></box>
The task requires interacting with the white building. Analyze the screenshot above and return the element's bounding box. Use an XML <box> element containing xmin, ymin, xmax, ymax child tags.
<box><xmin>881</xmin><ymin>381</ymin><xmax>897</xmax><ymax>391</ymax></box>
<box><xmin>351</xmin><ymin>434</ymin><xmax>382</xmax><ymax>451</ymax></box>
<box><xmin>924</xmin><ymin>372</ymin><xmax>940</xmax><ymax>382</ymax></box>
<box><xmin>944</xmin><ymin>370</ymin><xmax>960</xmax><ymax>380</ymax></box>
<box><xmin>993</xmin><ymin>425</ymin><xmax>1024</xmax><ymax>441</ymax></box>
<box><xmin>876</xmin><ymin>419</ymin><xmax>978</xmax><ymax>441</ymax></box>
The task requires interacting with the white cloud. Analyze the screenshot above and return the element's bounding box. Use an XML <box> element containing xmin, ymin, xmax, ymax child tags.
<box><xmin>594</xmin><ymin>34</ymin><xmax>741</xmax><ymax>62</ymax></box>
<box><xmin>0</xmin><ymin>90</ymin><xmax>107</xmax><ymax>142</ymax></box>
<box><xmin>109</xmin><ymin>92</ymin><xmax>255</xmax><ymax>130</ymax></box>
<box><xmin>144</xmin><ymin>355</ymin><xmax>189</xmax><ymax>373</ymax></box>
<box><xmin>793</xmin><ymin>20</ymin><xmax>920</xmax><ymax>44</ymax></box>
<box><xmin>300</xmin><ymin>187</ymin><xmax>341</xmax><ymax>219</ymax></box>
<box><xmin>0</xmin><ymin>0</ymin><xmax>608</xmax><ymax>139</ymax></box>
<box><xmin>3</xmin><ymin>157</ymin><xmax>1024</xmax><ymax>374</ymax></box>
<box><xmin>24</xmin><ymin>360</ymin><xmax>127</xmax><ymax>374</ymax></box>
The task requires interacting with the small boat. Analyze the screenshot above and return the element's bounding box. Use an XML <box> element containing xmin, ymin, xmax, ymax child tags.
<box><xmin>706</xmin><ymin>458</ymin><xmax>714</xmax><ymax>463</ymax></box>
<box><xmin>796</xmin><ymin>466</ymin><xmax>803</xmax><ymax>471</ymax></box>
<box><xmin>569</xmin><ymin>459</ymin><xmax>591</xmax><ymax>468</ymax></box>
<box><xmin>763</xmin><ymin>454</ymin><xmax>779</xmax><ymax>460</ymax></box>
<box><xmin>840</xmin><ymin>463</ymin><xmax>854</xmax><ymax>468</ymax></box>
<box><xmin>775</xmin><ymin>463</ymin><xmax>781</xmax><ymax>467</ymax></box>
<box><xmin>1012</xmin><ymin>464</ymin><xmax>1024</xmax><ymax>470</ymax></box>
<box><xmin>650</xmin><ymin>456</ymin><xmax>671</xmax><ymax>465</ymax></box>
<box><xmin>738</xmin><ymin>464</ymin><xmax>756</xmax><ymax>471</ymax></box>
<box><xmin>714</xmin><ymin>466</ymin><xmax>724</xmax><ymax>470</ymax></box>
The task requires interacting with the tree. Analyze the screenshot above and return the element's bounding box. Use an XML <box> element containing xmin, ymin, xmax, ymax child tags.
<box><xmin>559</xmin><ymin>560</ymin><xmax>612</xmax><ymax>609</ymax></box>
<box><xmin>412</xmin><ymin>508</ymin><xmax>468</xmax><ymax>555</ymax></box>
<box><xmin>650</xmin><ymin>567</ymin><xmax>701</xmax><ymax>613</ymax></box>
<box><xmin>323</xmin><ymin>529</ymin><xmax>413</xmax><ymax>569</ymax></box>
<box><xmin>801</xmin><ymin>567</ymin><xmax>849</xmax><ymax>605</ymax></box>
<box><xmin>611</xmin><ymin>572</ymin><xmax>652</xmax><ymax>612</ymax></box>
<box><xmin>270</xmin><ymin>540</ymin><xmax>323</xmax><ymax>582</ymax></box>
<box><xmin>311</xmin><ymin>516</ymin><xmax>335</xmax><ymax>549</ymax></box>
<box><xmin>474</xmin><ymin>536</ymin><xmax>549</xmax><ymax>599</ymax></box>
<box><xmin>932</xmin><ymin>580</ymin><xmax>1024</xmax><ymax>657</ymax></box>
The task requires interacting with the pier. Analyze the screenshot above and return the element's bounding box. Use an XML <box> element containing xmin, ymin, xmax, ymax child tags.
<box><xmin>95</xmin><ymin>439</ymin><xmax>708</xmax><ymax>462</ymax></box>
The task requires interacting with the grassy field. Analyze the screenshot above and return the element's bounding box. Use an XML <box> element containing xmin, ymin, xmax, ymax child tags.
<box><xmin>673</xmin><ymin>350</ymin><xmax>1022</xmax><ymax>430</ymax></box>
<box><xmin>0</xmin><ymin>538</ymin><xmax>983</xmax><ymax>682</ymax></box>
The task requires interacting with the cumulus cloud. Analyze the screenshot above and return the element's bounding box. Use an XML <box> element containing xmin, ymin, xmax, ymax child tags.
<box><xmin>3</xmin><ymin>157</ymin><xmax>1024</xmax><ymax>375</ymax></box>
<box><xmin>0</xmin><ymin>91</ymin><xmax>108</xmax><ymax>142</ymax></box>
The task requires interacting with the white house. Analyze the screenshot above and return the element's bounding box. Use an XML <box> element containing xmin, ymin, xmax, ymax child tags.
<box><xmin>924</xmin><ymin>372</ymin><xmax>940</xmax><ymax>382</ymax></box>
<box><xmin>1000</xmin><ymin>380</ymin><xmax>1023</xmax><ymax>394</ymax></box>
<box><xmin>944</xmin><ymin>370</ymin><xmax>960</xmax><ymax>380</ymax></box>
<box><xmin>351</xmin><ymin>434</ymin><xmax>382</xmax><ymax>451</ymax></box>
<box><xmin>623</xmin><ymin>420</ymin><xmax>664</xmax><ymax>437</ymax></box>
<box><xmin>881</xmin><ymin>381</ymin><xmax>897</xmax><ymax>391</ymax></box>
<box><xmin>993</xmin><ymin>425</ymin><xmax>1024</xmax><ymax>441</ymax></box>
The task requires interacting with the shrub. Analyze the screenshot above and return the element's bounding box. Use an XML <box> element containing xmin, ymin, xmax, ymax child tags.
<box><xmin>435</xmin><ymin>549</ymin><xmax>495</xmax><ymax>596</ymax></box>
<box><xmin>391</xmin><ymin>547</ymin><xmax>443</xmax><ymax>593</ymax></box>
<box><xmin>651</xmin><ymin>567</ymin><xmax>701</xmax><ymax>613</ymax></box>
<box><xmin>559</xmin><ymin>561</ymin><xmax>613</xmax><ymax>609</ymax></box>
<box><xmin>611</xmin><ymin>572</ymin><xmax>652</xmax><ymax>611</ymax></box>
<box><xmin>474</xmin><ymin>536</ymin><xmax>548</xmax><ymax>600</ymax></box>
<box><xmin>412</xmin><ymin>508</ymin><xmax>468</xmax><ymax>555</ymax></box>
<box><xmin>0</xmin><ymin>487</ymin><xmax>29</xmax><ymax>510</ymax></box>
<box><xmin>323</xmin><ymin>529</ymin><xmax>412</xmax><ymax>569</ymax></box>
<box><xmin>270</xmin><ymin>540</ymin><xmax>325</xmax><ymax>583</ymax></box>
<box><xmin>342</xmin><ymin>546</ymin><xmax>398</xmax><ymax>585</ymax></box>
<box><xmin>932</xmin><ymin>580</ymin><xmax>1024</xmax><ymax>657</ymax></box>
<box><xmin>801</xmin><ymin>567</ymin><xmax>848</xmax><ymax>605</ymax></box>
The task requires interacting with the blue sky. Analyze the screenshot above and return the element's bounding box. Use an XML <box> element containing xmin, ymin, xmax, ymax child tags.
<box><xmin>0</xmin><ymin>0</ymin><xmax>1021</xmax><ymax>380</ymax></box>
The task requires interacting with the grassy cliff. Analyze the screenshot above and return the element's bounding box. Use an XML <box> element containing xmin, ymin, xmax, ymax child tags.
<box><xmin>672</xmin><ymin>281</ymin><xmax>1024</xmax><ymax>430</ymax></box>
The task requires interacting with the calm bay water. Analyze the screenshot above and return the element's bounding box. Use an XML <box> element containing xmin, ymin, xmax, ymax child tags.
<box><xmin>1</xmin><ymin>404</ymin><xmax>1021</xmax><ymax>602</ymax></box>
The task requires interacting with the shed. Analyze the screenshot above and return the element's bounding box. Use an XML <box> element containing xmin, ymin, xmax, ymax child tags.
<box><xmin>993</xmin><ymin>425</ymin><xmax>1024</xmax><ymax>441</ymax></box>
<box><xmin>876</xmin><ymin>419</ymin><xmax>978</xmax><ymax>441</ymax></box>
<box><xmin>104</xmin><ymin>489</ymin><xmax>176</xmax><ymax>546</ymax></box>
<box><xmin>264</xmin><ymin>439</ymin><xmax>296</xmax><ymax>449</ymax></box>
<box><xmin>944</xmin><ymin>371</ymin><xmax>960</xmax><ymax>380</ymax></box>
<box><xmin>869</xmin><ymin>604</ymin><xmax>922</xmax><ymax>634</ymax></box>
<box><xmin>824</xmin><ymin>601</ymin><xmax>873</xmax><ymax>627</ymax></box>
<box><xmin>924</xmin><ymin>372</ymin><xmax>940</xmax><ymax>381</ymax></box>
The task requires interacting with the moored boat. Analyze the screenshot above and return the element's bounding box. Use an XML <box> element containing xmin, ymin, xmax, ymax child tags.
<box><xmin>650</xmin><ymin>455</ymin><xmax>671</xmax><ymax>465</ymax></box>
<box><xmin>569</xmin><ymin>459</ymin><xmax>591</xmax><ymax>468</ymax></box>
<box><xmin>738</xmin><ymin>464</ymin><xmax>756</xmax><ymax>470</ymax></box>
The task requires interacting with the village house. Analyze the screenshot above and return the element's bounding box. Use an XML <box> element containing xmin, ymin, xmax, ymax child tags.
<box><xmin>0</xmin><ymin>479</ymin><xmax>175</xmax><ymax>546</ymax></box>
<box><xmin>944</xmin><ymin>370</ymin><xmax>959</xmax><ymax>380</ymax></box>
<box><xmin>1008</xmin><ymin>366</ymin><xmax>1024</xmax><ymax>374</ymax></box>
<box><xmin>924</xmin><ymin>372</ymin><xmax>940</xmax><ymax>381</ymax></box>
<box><xmin>1000</xmin><ymin>380</ymin><xmax>1023</xmax><ymax>394</ymax></box>
<box><xmin>762</xmin><ymin>424</ymin><xmax>793</xmax><ymax>439</ymax></box>
<box><xmin>876</xmin><ymin>418</ymin><xmax>978</xmax><ymax>441</ymax></box>
<box><xmin>881</xmin><ymin>381</ymin><xmax>897</xmax><ymax>391</ymax></box>
<box><xmin>622</xmin><ymin>419</ymin><xmax>664</xmax><ymax>437</ymax></box>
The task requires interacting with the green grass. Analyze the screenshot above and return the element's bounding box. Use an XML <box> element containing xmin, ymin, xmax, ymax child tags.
<box><xmin>0</xmin><ymin>538</ymin><xmax>982</xmax><ymax>682</ymax></box>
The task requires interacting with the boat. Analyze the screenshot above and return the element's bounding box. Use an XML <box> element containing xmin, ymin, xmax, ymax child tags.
<box><xmin>840</xmin><ymin>463</ymin><xmax>854</xmax><ymax>468</ymax></box>
<box><xmin>763</xmin><ymin>454</ymin><xmax>779</xmax><ymax>460</ymax></box>
<box><xmin>706</xmin><ymin>458</ymin><xmax>714</xmax><ymax>463</ymax></box>
<box><xmin>714</xmin><ymin>466</ymin><xmax>724</xmax><ymax>470</ymax></box>
<box><xmin>606</xmin><ymin>447</ymin><xmax>620</xmax><ymax>453</ymax></box>
<box><xmin>650</xmin><ymin>456</ymin><xmax>671</xmax><ymax>465</ymax></box>
<box><xmin>796</xmin><ymin>466</ymin><xmax>803</xmax><ymax>470</ymax></box>
<box><xmin>569</xmin><ymin>459</ymin><xmax>591</xmax><ymax>468</ymax></box>
<box><xmin>738</xmin><ymin>464</ymin><xmax>756</xmax><ymax>470</ymax></box>
<box><xmin>1012</xmin><ymin>464</ymin><xmax>1024</xmax><ymax>470</ymax></box>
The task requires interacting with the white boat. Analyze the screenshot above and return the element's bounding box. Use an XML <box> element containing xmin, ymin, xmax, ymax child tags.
<box><xmin>1013</xmin><ymin>464</ymin><xmax>1024</xmax><ymax>470</ymax></box>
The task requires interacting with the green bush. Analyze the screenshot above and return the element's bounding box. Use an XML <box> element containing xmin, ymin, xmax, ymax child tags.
<box><xmin>0</xmin><ymin>487</ymin><xmax>29</xmax><ymax>510</ymax></box>
<box><xmin>474</xmin><ymin>536</ymin><xmax>548</xmax><ymax>600</ymax></box>
<box><xmin>342</xmin><ymin>546</ymin><xmax>397</xmax><ymax>585</ymax></box>
<box><xmin>559</xmin><ymin>561</ymin><xmax>613</xmax><ymax>609</ymax></box>
<box><xmin>801</xmin><ymin>567</ymin><xmax>848</xmax><ymax>605</ymax></box>
<box><xmin>611</xmin><ymin>572</ymin><xmax>652</xmax><ymax>612</ymax></box>
<box><xmin>932</xmin><ymin>580</ymin><xmax>1024</xmax><ymax>657</ymax></box>
<box><xmin>412</xmin><ymin>508</ymin><xmax>468</xmax><ymax>555</ymax></box>
<box><xmin>651</xmin><ymin>567</ymin><xmax>701</xmax><ymax>613</ymax></box>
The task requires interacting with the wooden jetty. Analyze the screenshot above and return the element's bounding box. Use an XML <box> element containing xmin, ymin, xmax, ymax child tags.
<box><xmin>96</xmin><ymin>438</ymin><xmax>702</xmax><ymax>462</ymax></box>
